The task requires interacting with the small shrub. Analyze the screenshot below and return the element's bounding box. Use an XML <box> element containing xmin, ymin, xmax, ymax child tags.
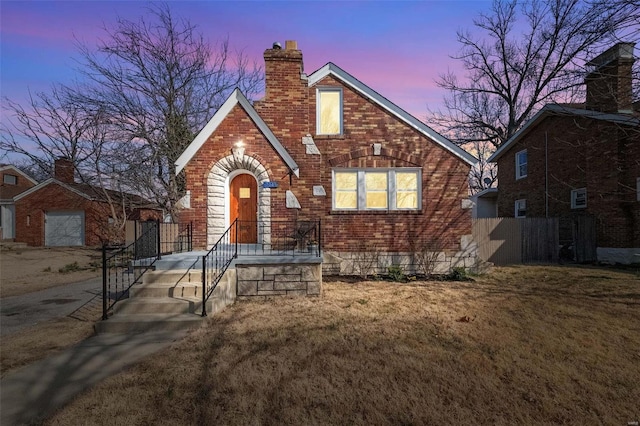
<box><xmin>387</xmin><ymin>264</ymin><xmax>406</xmax><ymax>282</ymax></box>
<box><xmin>59</xmin><ymin>262</ymin><xmax>81</xmax><ymax>274</ymax></box>
<box><xmin>446</xmin><ymin>266</ymin><xmax>471</xmax><ymax>281</ymax></box>
<box><xmin>43</xmin><ymin>266</ymin><xmax>52</xmax><ymax>272</ymax></box>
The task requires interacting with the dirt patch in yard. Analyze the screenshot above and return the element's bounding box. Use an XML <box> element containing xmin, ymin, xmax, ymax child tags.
<box><xmin>0</xmin><ymin>246</ymin><xmax>101</xmax><ymax>298</ymax></box>
<box><xmin>44</xmin><ymin>265</ymin><xmax>640</xmax><ymax>425</ymax></box>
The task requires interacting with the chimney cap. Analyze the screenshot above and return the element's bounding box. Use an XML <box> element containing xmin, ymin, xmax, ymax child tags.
<box><xmin>586</xmin><ymin>42</ymin><xmax>635</xmax><ymax>69</ymax></box>
<box><xmin>272</xmin><ymin>42</ymin><xmax>282</xmax><ymax>50</ymax></box>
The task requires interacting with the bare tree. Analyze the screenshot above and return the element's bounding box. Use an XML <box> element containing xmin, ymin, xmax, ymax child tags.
<box><xmin>74</xmin><ymin>4</ymin><xmax>263</xmax><ymax>219</ymax></box>
<box><xmin>1</xmin><ymin>85</ymin><xmax>106</xmax><ymax>179</ymax></box>
<box><xmin>429</xmin><ymin>0</ymin><xmax>639</xmax><ymax>192</ymax></box>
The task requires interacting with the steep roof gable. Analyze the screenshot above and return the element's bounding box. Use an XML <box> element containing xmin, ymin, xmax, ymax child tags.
<box><xmin>488</xmin><ymin>104</ymin><xmax>640</xmax><ymax>162</ymax></box>
<box><xmin>307</xmin><ymin>63</ymin><xmax>477</xmax><ymax>166</ymax></box>
<box><xmin>175</xmin><ymin>89</ymin><xmax>299</xmax><ymax>176</ymax></box>
<box><xmin>14</xmin><ymin>179</ymin><xmax>93</xmax><ymax>202</ymax></box>
<box><xmin>0</xmin><ymin>164</ymin><xmax>38</xmax><ymax>186</ymax></box>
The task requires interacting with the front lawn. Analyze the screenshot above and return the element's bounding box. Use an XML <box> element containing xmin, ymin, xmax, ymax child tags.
<box><xmin>46</xmin><ymin>265</ymin><xmax>640</xmax><ymax>425</ymax></box>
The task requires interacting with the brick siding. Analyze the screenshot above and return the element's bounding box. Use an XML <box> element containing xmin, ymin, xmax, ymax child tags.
<box><xmin>180</xmin><ymin>44</ymin><xmax>473</xmax><ymax>255</ymax></box>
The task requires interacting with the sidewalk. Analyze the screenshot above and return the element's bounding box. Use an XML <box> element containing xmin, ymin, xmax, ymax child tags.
<box><xmin>0</xmin><ymin>329</ymin><xmax>190</xmax><ymax>425</ymax></box>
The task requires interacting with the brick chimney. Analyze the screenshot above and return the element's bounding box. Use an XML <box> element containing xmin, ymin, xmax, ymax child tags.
<box><xmin>54</xmin><ymin>157</ymin><xmax>74</xmax><ymax>184</ymax></box>
<box><xmin>262</xmin><ymin>40</ymin><xmax>305</xmax><ymax>102</ymax></box>
<box><xmin>585</xmin><ymin>42</ymin><xmax>635</xmax><ymax>114</ymax></box>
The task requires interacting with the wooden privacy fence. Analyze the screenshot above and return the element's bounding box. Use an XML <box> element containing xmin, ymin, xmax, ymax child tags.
<box><xmin>473</xmin><ymin>217</ymin><xmax>560</xmax><ymax>265</ymax></box>
<box><xmin>473</xmin><ymin>216</ymin><xmax>598</xmax><ymax>265</ymax></box>
<box><xmin>125</xmin><ymin>220</ymin><xmax>185</xmax><ymax>255</ymax></box>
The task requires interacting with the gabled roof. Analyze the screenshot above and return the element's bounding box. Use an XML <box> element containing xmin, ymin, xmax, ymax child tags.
<box><xmin>175</xmin><ymin>89</ymin><xmax>299</xmax><ymax>176</ymax></box>
<box><xmin>0</xmin><ymin>164</ymin><xmax>38</xmax><ymax>185</ymax></box>
<box><xmin>307</xmin><ymin>63</ymin><xmax>477</xmax><ymax>166</ymax></box>
<box><xmin>15</xmin><ymin>178</ymin><xmax>157</xmax><ymax>209</ymax></box>
<box><xmin>488</xmin><ymin>104</ymin><xmax>640</xmax><ymax>162</ymax></box>
<box><xmin>15</xmin><ymin>179</ymin><xmax>92</xmax><ymax>202</ymax></box>
<box><xmin>0</xmin><ymin>165</ymin><xmax>39</xmax><ymax>200</ymax></box>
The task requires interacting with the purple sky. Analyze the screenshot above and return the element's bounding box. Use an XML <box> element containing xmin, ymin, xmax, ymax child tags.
<box><xmin>1</xmin><ymin>0</ymin><xmax>492</xmax><ymax>126</ymax></box>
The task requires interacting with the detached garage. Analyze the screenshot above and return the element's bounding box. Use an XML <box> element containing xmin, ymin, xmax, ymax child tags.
<box><xmin>44</xmin><ymin>211</ymin><xmax>85</xmax><ymax>246</ymax></box>
<box><xmin>14</xmin><ymin>158</ymin><xmax>162</xmax><ymax>247</ymax></box>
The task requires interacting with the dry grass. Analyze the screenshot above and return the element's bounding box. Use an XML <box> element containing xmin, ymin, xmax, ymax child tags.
<box><xmin>0</xmin><ymin>317</ymin><xmax>96</xmax><ymax>377</ymax></box>
<box><xmin>0</xmin><ymin>246</ymin><xmax>101</xmax><ymax>298</ymax></box>
<box><xmin>46</xmin><ymin>265</ymin><xmax>640</xmax><ymax>425</ymax></box>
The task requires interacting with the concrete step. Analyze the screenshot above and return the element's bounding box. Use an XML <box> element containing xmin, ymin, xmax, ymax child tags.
<box><xmin>113</xmin><ymin>298</ymin><xmax>193</xmax><ymax>315</ymax></box>
<box><xmin>130</xmin><ymin>282</ymin><xmax>202</xmax><ymax>299</ymax></box>
<box><xmin>95</xmin><ymin>313</ymin><xmax>204</xmax><ymax>334</ymax></box>
<box><xmin>143</xmin><ymin>269</ymin><xmax>202</xmax><ymax>285</ymax></box>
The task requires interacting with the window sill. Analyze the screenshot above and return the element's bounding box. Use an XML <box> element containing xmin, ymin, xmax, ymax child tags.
<box><xmin>330</xmin><ymin>210</ymin><xmax>422</xmax><ymax>215</ymax></box>
<box><xmin>314</xmin><ymin>134</ymin><xmax>346</xmax><ymax>140</ymax></box>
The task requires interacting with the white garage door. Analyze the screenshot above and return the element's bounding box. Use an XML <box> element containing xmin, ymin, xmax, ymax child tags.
<box><xmin>45</xmin><ymin>211</ymin><xmax>85</xmax><ymax>246</ymax></box>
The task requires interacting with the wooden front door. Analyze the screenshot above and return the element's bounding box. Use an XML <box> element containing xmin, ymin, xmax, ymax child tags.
<box><xmin>230</xmin><ymin>174</ymin><xmax>257</xmax><ymax>243</ymax></box>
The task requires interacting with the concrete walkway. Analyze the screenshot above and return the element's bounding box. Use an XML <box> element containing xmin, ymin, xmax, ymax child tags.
<box><xmin>0</xmin><ymin>329</ymin><xmax>190</xmax><ymax>425</ymax></box>
<box><xmin>1</xmin><ymin>276</ymin><xmax>103</xmax><ymax>337</ymax></box>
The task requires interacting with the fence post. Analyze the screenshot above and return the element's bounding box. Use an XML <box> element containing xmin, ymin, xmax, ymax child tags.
<box><xmin>201</xmin><ymin>255</ymin><xmax>207</xmax><ymax>317</ymax></box>
<box><xmin>189</xmin><ymin>221</ymin><xmax>193</xmax><ymax>252</ymax></box>
<box><xmin>318</xmin><ymin>219</ymin><xmax>322</xmax><ymax>257</ymax></box>
<box><xmin>102</xmin><ymin>245</ymin><xmax>108</xmax><ymax>320</ymax></box>
<box><xmin>156</xmin><ymin>219</ymin><xmax>161</xmax><ymax>260</ymax></box>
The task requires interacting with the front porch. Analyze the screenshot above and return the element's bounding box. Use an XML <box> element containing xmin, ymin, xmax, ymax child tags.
<box><xmin>98</xmin><ymin>226</ymin><xmax>323</xmax><ymax>333</ymax></box>
<box><xmin>153</xmin><ymin>246</ymin><xmax>323</xmax><ymax>298</ymax></box>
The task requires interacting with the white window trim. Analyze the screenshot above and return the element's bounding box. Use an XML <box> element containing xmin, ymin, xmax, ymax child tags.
<box><xmin>515</xmin><ymin>149</ymin><xmax>527</xmax><ymax>180</ymax></box>
<box><xmin>3</xmin><ymin>174</ymin><xmax>17</xmax><ymax>185</ymax></box>
<box><xmin>332</xmin><ymin>168</ymin><xmax>421</xmax><ymax>211</ymax></box>
<box><xmin>515</xmin><ymin>199</ymin><xmax>526</xmax><ymax>218</ymax></box>
<box><xmin>316</xmin><ymin>87</ymin><xmax>343</xmax><ymax>135</ymax></box>
<box><xmin>571</xmin><ymin>188</ymin><xmax>587</xmax><ymax>209</ymax></box>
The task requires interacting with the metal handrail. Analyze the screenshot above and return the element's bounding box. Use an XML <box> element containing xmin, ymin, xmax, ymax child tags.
<box><xmin>101</xmin><ymin>223</ymin><xmax>159</xmax><ymax>320</ymax></box>
<box><xmin>201</xmin><ymin>219</ymin><xmax>238</xmax><ymax>317</ymax></box>
<box><xmin>102</xmin><ymin>220</ymin><xmax>194</xmax><ymax>320</ymax></box>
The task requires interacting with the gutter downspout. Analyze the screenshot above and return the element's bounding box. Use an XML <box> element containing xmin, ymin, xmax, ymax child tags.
<box><xmin>545</xmin><ymin>131</ymin><xmax>549</xmax><ymax>218</ymax></box>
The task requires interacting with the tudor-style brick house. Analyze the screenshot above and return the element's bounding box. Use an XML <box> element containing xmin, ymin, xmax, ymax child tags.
<box><xmin>176</xmin><ymin>40</ymin><xmax>477</xmax><ymax>273</ymax></box>
<box><xmin>488</xmin><ymin>43</ymin><xmax>640</xmax><ymax>264</ymax></box>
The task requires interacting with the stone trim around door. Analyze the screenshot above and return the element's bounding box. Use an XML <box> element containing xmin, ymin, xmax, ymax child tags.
<box><xmin>207</xmin><ymin>154</ymin><xmax>271</xmax><ymax>248</ymax></box>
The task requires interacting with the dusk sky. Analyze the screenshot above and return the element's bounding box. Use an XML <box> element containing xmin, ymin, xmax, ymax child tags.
<box><xmin>1</xmin><ymin>0</ymin><xmax>493</xmax><ymax>127</ymax></box>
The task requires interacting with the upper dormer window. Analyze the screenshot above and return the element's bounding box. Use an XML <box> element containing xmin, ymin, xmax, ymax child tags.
<box><xmin>515</xmin><ymin>150</ymin><xmax>527</xmax><ymax>180</ymax></box>
<box><xmin>3</xmin><ymin>174</ymin><xmax>17</xmax><ymax>185</ymax></box>
<box><xmin>317</xmin><ymin>88</ymin><xmax>342</xmax><ymax>135</ymax></box>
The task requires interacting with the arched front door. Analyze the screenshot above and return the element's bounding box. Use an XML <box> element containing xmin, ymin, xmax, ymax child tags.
<box><xmin>229</xmin><ymin>174</ymin><xmax>257</xmax><ymax>243</ymax></box>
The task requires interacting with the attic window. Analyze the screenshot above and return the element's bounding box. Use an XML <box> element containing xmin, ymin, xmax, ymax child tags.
<box><xmin>571</xmin><ymin>188</ymin><xmax>587</xmax><ymax>209</ymax></box>
<box><xmin>3</xmin><ymin>174</ymin><xmax>17</xmax><ymax>185</ymax></box>
<box><xmin>515</xmin><ymin>150</ymin><xmax>527</xmax><ymax>180</ymax></box>
<box><xmin>317</xmin><ymin>88</ymin><xmax>342</xmax><ymax>135</ymax></box>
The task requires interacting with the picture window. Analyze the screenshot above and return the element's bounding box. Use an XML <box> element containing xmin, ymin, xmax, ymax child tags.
<box><xmin>332</xmin><ymin>168</ymin><xmax>421</xmax><ymax>211</ymax></box>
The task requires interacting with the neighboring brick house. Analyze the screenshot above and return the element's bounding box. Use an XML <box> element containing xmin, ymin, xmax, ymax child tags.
<box><xmin>488</xmin><ymin>43</ymin><xmax>640</xmax><ymax>264</ymax></box>
<box><xmin>176</xmin><ymin>40</ymin><xmax>477</xmax><ymax>274</ymax></box>
<box><xmin>0</xmin><ymin>164</ymin><xmax>38</xmax><ymax>240</ymax></box>
<box><xmin>14</xmin><ymin>158</ymin><xmax>162</xmax><ymax>247</ymax></box>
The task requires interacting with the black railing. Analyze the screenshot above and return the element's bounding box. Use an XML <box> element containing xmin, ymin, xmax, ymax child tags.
<box><xmin>102</xmin><ymin>220</ymin><xmax>193</xmax><ymax>320</ymax></box>
<box><xmin>201</xmin><ymin>219</ymin><xmax>238</xmax><ymax>317</ymax></box>
<box><xmin>234</xmin><ymin>219</ymin><xmax>322</xmax><ymax>257</ymax></box>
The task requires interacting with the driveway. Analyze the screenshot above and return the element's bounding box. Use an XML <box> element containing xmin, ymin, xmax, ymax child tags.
<box><xmin>0</xmin><ymin>277</ymin><xmax>102</xmax><ymax>337</ymax></box>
